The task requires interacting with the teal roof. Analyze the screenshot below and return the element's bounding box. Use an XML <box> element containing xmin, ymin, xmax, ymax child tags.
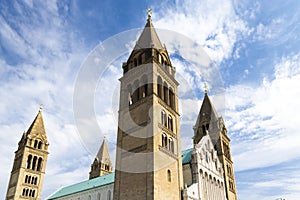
<box><xmin>48</xmin><ymin>149</ymin><xmax>194</xmax><ymax>199</ymax></box>
<box><xmin>47</xmin><ymin>173</ymin><xmax>114</xmax><ymax>199</ymax></box>
<box><xmin>182</xmin><ymin>148</ymin><xmax>193</xmax><ymax>164</ymax></box>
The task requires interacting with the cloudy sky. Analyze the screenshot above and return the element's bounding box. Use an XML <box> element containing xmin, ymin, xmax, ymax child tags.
<box><xmin>1</xmin><ymin>0</ymin><xmax>300</xmax><ymax>199</ymax></box>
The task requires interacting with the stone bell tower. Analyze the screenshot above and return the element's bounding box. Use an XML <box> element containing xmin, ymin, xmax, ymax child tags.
<box><xmin>6</xmin><ymin>106</ymin><xmax>49</xmax><ymax>200</ymax></box>
<box><xmin>193</xmin><ymin>90</ymin><xmax>238</xmax><ymax>200</ymax></box>
<box><xmin>113</xmin><ymin>9</ymin><xmax>183</xmax><ymax>200</ymax></box>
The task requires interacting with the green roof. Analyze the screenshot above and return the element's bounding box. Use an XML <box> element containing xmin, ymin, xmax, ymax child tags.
<box><xmin>48</xmin><ymin>149</ymin><xmax>194</xmax><ymax>199</ymax></box>
<box><xmin>47</xmin><ymin>173</ymin><xmax>114</xmax><ymax>199</ymax></box>
<box><xmin>182</xmin><ymin>148</ymin><xmax>193</xmax><ymax>164</ymax></box>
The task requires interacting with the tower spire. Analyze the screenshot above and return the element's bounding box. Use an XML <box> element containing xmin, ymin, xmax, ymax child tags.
<box><xmin>89</xmin><ymin>137</ymin><xmax>112</xmax><ymax>179</ymax></box>
<box><xmin>193</xmin><ymin>91</ymin><xmax>238</xmax><ymax>200</ymax></box>
<box><xmin>6</xmin><ymin>106</ymin><xmax>49</xmax><ymax>200</ymax></box>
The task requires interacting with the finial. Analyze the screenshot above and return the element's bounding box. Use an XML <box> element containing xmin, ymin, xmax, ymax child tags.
<box><xmin>147</xmin><ymin>7</ymin><xmax>152</xmax><ymax>20</ymax></box>
<box><xmin>39</xmin><ymin>104</ymin><xmax>43</xmax><ymax>112</ymax></box>
<box><xmin>203</xmin><ymin>83</ymin><xmax>208</xmax><ymax>94</ymax></box>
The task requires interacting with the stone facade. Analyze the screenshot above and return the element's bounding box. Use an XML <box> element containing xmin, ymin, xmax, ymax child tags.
<box><xmin>193</xmin><ymin>92</ymin><xmax>238</xmax><ymax>200</ymax></box>
<box><xmin>182</xmin><ymin>135</ymin><xmax>226</xmax><ymax>200</ymax></box>
<box><xmin>113</xmin><ymin>14</ymin><xmax>183</xmax><ymax>200</ymax></box>
<box><xmin>47</xmin><ymin>11</ymin><xmax>239</xmax><ymax>200</ymax></box>
<box><xmin>6</xmin><ymin>107</ymin><xmax>49</xmax><ymax>200</ymax></box>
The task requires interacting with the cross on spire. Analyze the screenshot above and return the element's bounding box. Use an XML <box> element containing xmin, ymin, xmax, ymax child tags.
<box><xmin>147</xmin><ymin>8</ymin><xmax>152</xmax><ymax>20</ymax></box>
<box><xmin>203</xmin><ymin>83</ymin><xmax>208</xmax><ymax>94</ymax></box>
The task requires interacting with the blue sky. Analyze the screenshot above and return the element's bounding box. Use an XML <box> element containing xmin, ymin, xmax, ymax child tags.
<box><xmin>0</xmin><ymin>0</ymin><xmax>299</xmax><ymax>199</ymax></box>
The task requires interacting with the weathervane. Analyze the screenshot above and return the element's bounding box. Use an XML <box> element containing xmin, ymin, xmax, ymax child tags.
<box><xmin>39</xmin><ymin>103</ymin><xmax>43</xmax><ymax>111</ymax></box>
<box><xmin>147</xmin><ymin>7</ymin><xmax>152</xmax><ymax>20</ymax></box>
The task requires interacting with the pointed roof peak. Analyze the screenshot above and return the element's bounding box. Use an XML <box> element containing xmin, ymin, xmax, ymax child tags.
<box><xmin>133</xmin><ymin>9</ymin><xmax>163</xmax><ymax>50</ymax></box>
<box><xmin>96</xmin><ymin>137</ymin><xmax>111</xmax><ymax>165</ymax></box>
<box><xmin>26</xmin><ymin>106</ymin><xmax>47</xmax><ymax>140</ymax></box>
<box><xmin>194</xmin><ymin>91</ymin><xmax>219</xmax><ymax>128</ymax></box>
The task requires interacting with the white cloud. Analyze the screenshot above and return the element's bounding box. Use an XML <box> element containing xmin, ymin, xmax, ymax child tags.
<box><xmin>226</xmin><ymin>53</ymin><xmax>300</xmax><ymax>171</ymax></box>
<box><xmin>0</xmin><ymin>1</ymin><xmax>91</xmax><ymax>199</ymax></box>
<box><xmin>153</xmin><ymin>0</ymin><xmax>250</xmax><ymax>64</ymax></box>
<box><xmin>1</xmin><ymin>1</ymin><xmax>299</xmax><ymax>200</ymax></box>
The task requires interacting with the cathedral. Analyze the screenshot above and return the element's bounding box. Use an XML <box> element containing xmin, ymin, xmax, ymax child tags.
<box><xmin>6</xmin><ymin>11</ymin><xmax>238</xmax><ymax>200</ymax></box>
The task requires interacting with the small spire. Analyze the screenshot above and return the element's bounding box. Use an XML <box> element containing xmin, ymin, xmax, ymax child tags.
<box><xmin>147</xmin><ymin>7</ymin><xmax>152</xmax><ymax>20</ymax></box>
<box><xmin>39</xmin><ymin>104</ymin><xmax>43</xmax><ymax>112</ymax></box>
<box><xmin>203</xmin><ymin>83</ymin><xmax>208</xmax><ymax>94</ymax></box>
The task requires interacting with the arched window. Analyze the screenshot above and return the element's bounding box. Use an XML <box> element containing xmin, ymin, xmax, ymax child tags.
<box><xmin>88</xmin><ymin>195</ymin><xmax>91</xmax><ymax>200</ymax></box>
<box><xmin>133</xmin><ymin>80</ymin><xmax>140</xmax><ymax>103</ymax></box>
<box><xmin>34</xmin><ymin>140</ymin><xmax>38</xmax><ymax>148</ymax></box>
<box><xmin>38</xmin><ymin>141</ymin><xmax>42</xmax><ymax>149</ymax></box>
<box><xmin>202</xmin><ymin>125</ymin><xmax>206</xmax><ymax>134</ymax></box>
<box><xmin>200</xmin><ymin>169</ymin><xmax>203</xmax><ymax>176</ymax></box>
<box><xmin>31</xmin><ymin>176</ymin><xmax>35</xmax><ymax>184</ymax></box>
<box><xmin>157</xmin><ymin>76</ymin><xmax>162</xmax><ymax>98</ymax></box>
<box><xmin>206</xmin><ymin>152</ymin><xmax>209</xmax><ymax>163</ymax></box>
<box><xmin>134</xmin><ymin>58</ymin><xmax>137</xmax><ymax>67</ymax></box>
<box><xmin>168</xmin><ymin>115</ymin><xmax>173</xmax><ymax>131</ymax></box>
<box><xmin>22</xmin><ymin>189</ymin><xmax>26</xmax><ymax>196</ymax></box>
<box><xmin>167</xmin><ymin>170</ymin><xmax>171</xmax><ymax>182</ymax></box>
<box><xmin>29</xmin><ymin>189</ymin><xmax>32</xmax><ymax>197</ymax></box>
<box><xmin>26</xmin><ymin>155</ymin><xmax>32</xmax><ymax>169</ymax></box>
<box><xmin>28</xmin><ymin>176</ymin><xmax>31</xmax><ymax>184</ymax></box>
<box><xmin>141</xmin><ymin>75</ymin><xmax>148</xmax><ymax>98</ymax></box>
<box><xmin>25</xmin><ymin>175</ymin><xmax>28</xmax><ymax>183</ymax></box>
<box><xmin>168</xmin><ymin>138</ymin><xmax>174</xmax><ymax>153</ymax></box>
<box><xmin>98</xmin><ymin>193</ymin><xmax>101</xmax><ymax>200</ymax></box>
<box><xmin>169</xmin><ymin>88</ymin><xmax>175</xmax><ymax>109</ymax></box>
<box><xmin>107</xmin><ymin>190</ymin><xmax>111</xmax><ymax>200</ymax></box>
<box><xmin>37</xmin><ymin>157</ymin><xmax>43</xmax><ymax>171</ymax></box>
<box><xmin>161</xmin><ymin>110</ymin><xmax>166</xmax><ymax>126</ymax></box>
<box><xmin>138</xmin><ymin>54</ymin><xmax>142</xmax><ymax>65</ymax></box>
<box><xmin>162</xmin><ymin>133</ymin><xmax>167</xmax><ymax>148</ymax></box>
<box><xmin>34</xmin><ymin>177</ymin><xmax>38</xmax><ymax>185</ymax></box>
<box><xmin>32</xmin><ymin>156</ymin><xmax>37</xmax><ymax>170</ymax></box>
<box><xmin>163</xmin><ymin>82</ymin><xmax>169</xmax><ymax>104</ymax></box>
<box><xmin>32</xmin><ymin>190</ymin><xmax>35</xmax><ymax>197</ymax></box>
<box><xmin>25</xmin><ymin>189</ymin><xmax>29</xmax><ymax>196</ymax></box>
<box><xmin>127</xmin><ymin>84</ymin><xmax>133</xmax><ymax>105</ymax></box>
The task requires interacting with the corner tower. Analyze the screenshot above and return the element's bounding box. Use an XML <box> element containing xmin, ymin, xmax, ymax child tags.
<box><xmin>193</xmin><ymin>90</ymin><xmax>238</xmax><ymax>200</ymax></box>
<box><xmin>6</xmin><ymin>106</ymin><xmax>49</xmax><ymax>200</ymax></box>
<box><xmin>89</xmin><ymin>137</ymin><xmax>113</xmax><ymax>179</ymax></box>
<box><xmin>113</xmin><ymin>10</ymin><xmax>183</xmax><ymax>200</ymax></box>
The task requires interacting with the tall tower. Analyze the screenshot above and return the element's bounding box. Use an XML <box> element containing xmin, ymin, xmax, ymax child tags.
<box><xmin>89</xmin><ymin>137</ymin><xmax>113</xmax><ymax>179</ymax></box>
<box><xmin>113</xmin><ymin>10</ymin><xmax>183</xmax><ymax>200</ymax></box>
<box><xmin>193</xmin><ymin>90</ymin><xmax>238</xmax><ymax>200</ymax></box>
<box><xmin>6</xmin><ymin>106</ymin><xmax>49</xmax><ymax>200</ymax></box>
